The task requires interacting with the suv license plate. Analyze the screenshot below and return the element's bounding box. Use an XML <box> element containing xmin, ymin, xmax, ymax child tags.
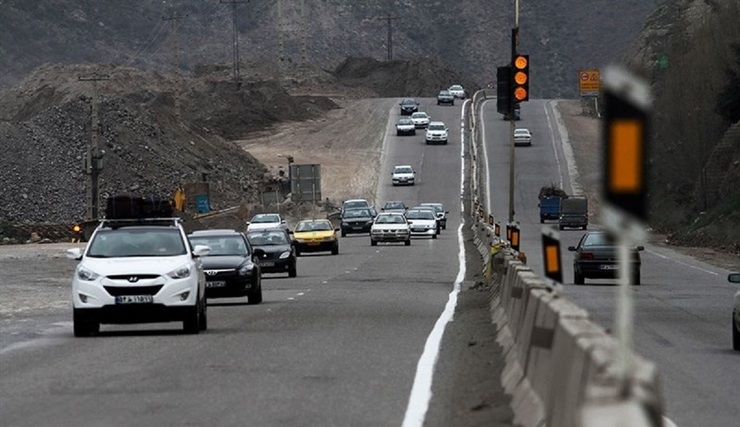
<box><xmin>206</xmin><ymin>281</ymin><xmax>227</xmax><ymax>288</ymax></box>
<box><xmin>115</xmin><ymin>295</ymin><xmax>153</xmax><ymax>304</ymax></box>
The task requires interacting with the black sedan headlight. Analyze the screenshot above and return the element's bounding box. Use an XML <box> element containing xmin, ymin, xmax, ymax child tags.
<box><xmin>238</xmin><ymin>263</ymin><xmax>255</xmax><ymax>276</ymax></box>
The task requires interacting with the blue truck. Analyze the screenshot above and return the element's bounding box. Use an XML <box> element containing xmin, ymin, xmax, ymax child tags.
<box><xmin>538</xmin><ymin>196</ymin><xmax>562</xmax><ymax>223</ymax></box>
<box><xmin>538</xmin><ymin>186</ymin><xmax>568</xmax><ymax>223</ymax></box>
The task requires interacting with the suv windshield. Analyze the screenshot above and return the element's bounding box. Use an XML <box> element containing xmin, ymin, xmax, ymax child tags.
<box><xmin>394</xmin><ymin>167</ymin><xmax>413</xmax><ymax>174</ymax></box>
<box><xmin>428</xmin><ymin>124</ymin><xmax>446</xmax><ymax>131</ymax></box>
<box><xmin>87</xmin><ymin>228</ymin><xmax>186</xmax><ymax>258</ymax></box>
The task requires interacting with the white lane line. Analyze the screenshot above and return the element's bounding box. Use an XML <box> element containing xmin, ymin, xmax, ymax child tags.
<box><xmin>401</xmin><ymin>100</ymin><xmax>468</xmax><ymax>427</ymax></box>
<box><xmin>544</xmin><ymin>101</ymin><xmax>565</xmax><ymax>190</ymax></box>
<box><xmin>549</xmin><ymin>100</ymin><xmax>583</xmax><ymax>196</ymax></box>
<box><xmin>664</xmin><ymin>415</ymin><xmax>678</xmax><ymax>427</ymax></box>
<box><xmin>647</xmin><ymin>249</ymin><xmax>719</xmax><ymax>276</ymax></box>
<box><xmin>402</xmin><ymin>222</ymin><xmax>465</xmax><ymax>427</ymax></box>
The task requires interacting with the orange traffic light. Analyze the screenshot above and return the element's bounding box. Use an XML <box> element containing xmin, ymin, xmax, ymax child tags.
<box><xmin>512</xmin><ymin>54</ymin><xmax>530</xmax><ymax>102</ymax></box>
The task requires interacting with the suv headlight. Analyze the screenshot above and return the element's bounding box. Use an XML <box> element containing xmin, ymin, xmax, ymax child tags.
<box><xmin>77</xmin><ymin>265</ymin><xmax>100</xmax><ymax>281</ymax></box>
<box><xmin>168</xmin><ymin>265</ymin><xmax>192</xmax><ymax>279</ymax></box>
<box><xmin>279</xmin><ymin>251</ymin><xmax>292</xmax><ymax>259</ymax></box>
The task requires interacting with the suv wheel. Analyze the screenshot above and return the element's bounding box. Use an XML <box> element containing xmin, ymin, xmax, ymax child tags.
<box><xmin>183</xmin><ymin>296</ymin><xmax>202</xmax><ymax>334</ymax></box>
<box><xmin>73</xmin><ymin>309</ymin><xmax>99</xmax><ymax>337</ymax></box>
<box><xmin>574</xmin><ymin>270</ymin><xmax>584</xmax><ymax>285</ymax></box>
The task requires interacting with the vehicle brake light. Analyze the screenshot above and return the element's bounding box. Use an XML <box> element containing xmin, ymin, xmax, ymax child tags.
<box><xmin>580</xmin><ymin>252</ymin><xmax>594</xmax><ymax>260</ymax></box>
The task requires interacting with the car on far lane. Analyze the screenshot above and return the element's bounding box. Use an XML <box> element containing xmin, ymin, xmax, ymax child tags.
<box><xmin>399</xmin><ymin>98</ymin><xmax>419</xmax><ymax>115</ymax></box>
<box><xmin>370</xmin><ymin>212</ymin><xmax>411</xmax><ymax>246</ymax></box>
<box><xmin>568</xmin><ymin>231</ymin><xmax>644</xmax><ymax>286</ymax></box>
<box><xmin>448</xmin><ymin>84</ymin><xmax>466</xmax><ymax>99</ymax></box>
<box><xmin>437</xmin><ymin>90</ymin><xmax>455</xmax><ymax>105</ymax></box>
<box><xmin>729</xmin><ymin>273</ymin><xmax>740</xmax><ymax>351</ymax></box>
<box><xmin>410</xmin><ymin>112</ymin><xmax>431</xmax><ymax>128</ymax></box>
<box><xmin>391</xmin><ymin>165</ymin><xmax>415</xmax><ymax>186</ymax></box>
<box><xmin>247</xmin><ymin>213</ymin><xmax>289</xmax><ymax>232</ymax></box>
<box><xmin>396</xmin><ymin>118</ymin><xmax>416</xmax><ymax>136</ymax></box>
<box><xmin>291</xmin><ymin>219</ymin><xmax>339</xmax><ymax>256</ymax></box>
<box><xmin>405</xmin><ymin>208</ymin><xmax>438</xmax><ymax>239</ymax></box>
<box><xmin>514</xmin><ymin>128</ymin><xmax>532</xmax><ymax>146</ymax></box>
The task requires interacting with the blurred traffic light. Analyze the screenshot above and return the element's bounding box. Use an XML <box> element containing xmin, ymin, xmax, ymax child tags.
<box><xmin>512</xmin><ymin>54</ymin><xmax>529</xmax><ymax>102</ymax></box>
<box><xmin>497</xmin><ymin>65</ymin><xmax>512</xmax><ymax>115</ymax></box>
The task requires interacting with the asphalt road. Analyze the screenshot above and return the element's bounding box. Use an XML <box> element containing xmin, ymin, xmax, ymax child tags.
<box><xmin>479</xmin><ymin>99</ymin><xmax>740</xmax><ymax>427</ymax></box>
<box><xmin>0</xmin><ymin>98</ymin><xmax>514</xmax><ymax>427</ymax></box>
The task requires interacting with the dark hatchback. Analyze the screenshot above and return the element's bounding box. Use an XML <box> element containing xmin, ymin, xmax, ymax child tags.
<box><xmin>399</xmin><ymin>98</ymin><xmax>420</xmax><ymax>115</ymax></box>
<box><xmin>188</xmin><ymin>229</ymin><xmax>263</xmax><ymax>303</ymax></box>
<box><xmin>340</xmin><ymin>208</ymin><xmax>375</xmax><ymax>237</ymax></box>
<box><xmin>437</xmin><ymin>90</ymin><xmax>455</xmax><ymax>105</ymax></box>
<box><xmin>246</xmin><ymin>229</ymin><xmax>297</xmax><ymax>278</ymax></box>
<box><xmin>568</xmin><ymin>231</ymin><xmax>644</xmax><ymax>285</ymax></box>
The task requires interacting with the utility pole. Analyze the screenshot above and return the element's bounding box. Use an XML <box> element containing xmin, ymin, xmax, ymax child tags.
<box><xmin>301</xmin><ymin>0</ymin><xmax>307</xmax><ymax>65</ymax></box>
<box><xmin>163</xmin><ymin>13</ymin><xmax>187</xmax><ymax>121</ymax></box>
<box><xmin>221</xmin><ymin>0</ymin><xmax>247</xmax><ymax>81</ymax></box>
<box><xmin>78</xmin><ymin>73</ymin><xmax>110</xmax><ymax>222</ymax></box>
<box><xmin>383</xmin><ymin>13</ymin><xmax>399</xmax><ymax>61</ymax></box>
<box><xmin>278</xmin><ymin>0</ymin><xmax>285</xmax><ymax>64</ymax></box>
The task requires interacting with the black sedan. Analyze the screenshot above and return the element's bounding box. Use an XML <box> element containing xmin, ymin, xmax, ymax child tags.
<box><xmin>188</xmin><ymin>229</ymin><xmax>263</xmax><ymax>303</ymax></box>
<box><xmin>568</xmin><ymin>231</ymin><xmax>644</xmax><ymax>285</ymax></box>
<box><xmin>246</xmin><ymin>229</ymin><xmax>297</xmax><ymax>278</ymax></box>
<box><xmin>340</xmin><ymin>208</ymin><xmax>375</xmax><ymax>237</ymax></box>
<box><xmin>399</xmin><ymin>98</ymin><xmax>419</xmax><ymax>115</ymax></box>
<box><xmin>436</xmin><ymin>90</ymin><xmax>455</xmax><ymax>105</ymax></box>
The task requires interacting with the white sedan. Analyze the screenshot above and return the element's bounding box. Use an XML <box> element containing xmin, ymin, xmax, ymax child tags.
<box><xmin>448</xmin><ymin>84</ymin><xmax>465</xmax><ymax>99</ymax></box>
<box><xmin>247</xmin><ymin>213</ymin><xmax>289</xmax><ymax>232</ymax></box>
<box><xmin>370</xmin><ymin>212</ymin><xmax>411</xmax><ymax>246</ymax></box>
<box><xmin>405</xmin><ymin>208</ymin><xmax>438</xmax><ymax>239</ymax></box>
<box><xmin>410</xmin><ymin>112</ymin><xmax>430</xmax><ymax>128</ymax></box>
<box><xmin>514</xmin><ymin>128</ymin><xmax>532</xmax><ymax>146</ymax></box>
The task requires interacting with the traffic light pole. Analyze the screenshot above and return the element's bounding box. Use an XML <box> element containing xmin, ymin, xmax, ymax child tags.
<box><xmin>508</xmin><ymin>26</ymin><xmax>518</xmax><ymax>223</ymax></box>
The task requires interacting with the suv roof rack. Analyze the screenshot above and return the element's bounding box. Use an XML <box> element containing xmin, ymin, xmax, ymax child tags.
<box><xmin>99</xmin><ymin>218</ymin><xmax>182</xmax><ymax>229</ymax></box>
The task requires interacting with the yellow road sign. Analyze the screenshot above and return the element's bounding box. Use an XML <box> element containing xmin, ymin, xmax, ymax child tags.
<box><xmin>579</xmin><ymin>69</ymin><xmax>600</xmax><ymax>95</ymax></box>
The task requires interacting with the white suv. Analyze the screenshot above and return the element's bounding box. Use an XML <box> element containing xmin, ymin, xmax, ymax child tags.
<box><xmin>67</xmin><ymin>218</ymin><xmax>210</xmax><ymax>336</ymax></box>
<box><xmin>425</xmin><ymin>121</ymin><xmax>448</xmax><ymax>145</ymax></box>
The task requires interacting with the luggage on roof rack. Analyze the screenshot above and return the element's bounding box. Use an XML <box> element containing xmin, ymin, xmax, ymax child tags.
<box><xmin>105</xmin><ymin>194</ymin><xmax>174</xmax><ymax>219</ymax></box>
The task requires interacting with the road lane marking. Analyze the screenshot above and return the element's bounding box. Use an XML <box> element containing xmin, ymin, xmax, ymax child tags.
<box><xmin>647</xmin><ymin>249</ymin><xmax>719</xmax><ymax>276</ymax></box>
<box><xmin>544</xmin><ymin>101</ymin><xmax>565</xmax><ymax>190</ymax></box>
<box><xmin>549</xmin><ymin>100</ymin><xmax>583</xmax><ymax>196</ymax></box>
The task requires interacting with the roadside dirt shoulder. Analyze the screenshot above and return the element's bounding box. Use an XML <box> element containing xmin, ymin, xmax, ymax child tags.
<box><xmin>237</xmin><ymin>98</ymin><xmax>397</xmax><ymax>206</ymax></box>
<box><xmin>555</xmin><ymin>99</ymin><xmax>739</xmax><ymax>271</ymax></box>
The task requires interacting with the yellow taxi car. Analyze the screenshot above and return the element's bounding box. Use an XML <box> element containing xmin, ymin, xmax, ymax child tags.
<box><xmin>291</xmin><ymin>219</ymin><xmax>339</xmax><ymax>256</ymax></box>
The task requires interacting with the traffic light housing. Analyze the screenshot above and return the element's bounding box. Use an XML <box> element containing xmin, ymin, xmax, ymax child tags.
<box><xmin>512</xmin><ymin>54</ymin><xmax>529</xmax><ymax>103</ymax></box>
<box><xmin>496</xmin><ymin>66</ymin><xmax>512</xmax><ymax>115</ymax></box>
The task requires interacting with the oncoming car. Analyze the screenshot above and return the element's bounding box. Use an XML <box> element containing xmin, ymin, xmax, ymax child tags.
<box><xmin>292</xmin><ymin>219</ymin><xmax>339</xmax><ymax>256</ymax></box>
<box><xmin>405</xmin><ymin>208</ymin><xmax>438</xmax><ymax>239</ymax></box>
<box><xmin>399</xmin><ymin>98</ymin><xmax>419</xmax><ymax>115</ymax></box>
<box><xmin>392</xmin><ymin>165</ymin><xmax>415</xmax><ymax>186</ymax></box>
<box><xmin>67</xmin><ymin>218</ymin><xmax>209</xmax><ymax>336</ymax></box>
<box><xmin>370</xmin><ymin>212</ymin><xmax>411</xmax><ymax>246</ymax></box>
<box><xmin>246</xmin><ymin>213</ymin><xmax>289</xmax><ymax>232</ymax></box>
<box><xmin>246</xmin><ymin>229</ymin><xmax>297</xmax><ymax>278</ymax></box>
<box><xmin>448</xmin><ymin>84</ymin><xmax>465</xmax><ymax>99</ymax></box>
<box><xmin>188</xmin><ymin>229</ymin><xmax>263</xmax><ymax>304</ymax></box>
<box><xmin>410</xmin><ymin>112</ymin><xmax>430</xmax><ymax>128</ymax></box>
<box><xmin>396</xmin><ymin>118</ymin><xmax>416</xmax><ymax>136</ymax></box>
<box><xmin>425</xmin><ymin>121</ymin><xmax>448</xmax><ymax>145</ymax></box>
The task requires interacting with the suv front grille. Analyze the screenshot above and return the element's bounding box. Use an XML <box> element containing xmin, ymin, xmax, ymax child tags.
<box><xmin>104</xmin><ymin>285</ymin><xmax>164</xmax><ymax>296</ymax></box>
<box><xmin>107</xmin><ymin>274</ymin><xmax>160</xmax><ymax>281</ymax></box>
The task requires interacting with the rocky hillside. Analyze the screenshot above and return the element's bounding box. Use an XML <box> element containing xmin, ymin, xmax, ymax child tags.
<box><xmin>624</xmin><ymin>0</ymin><xmax>740</xmax><ymax>253</ymax></box>
<box><xmin>0</xmin><ymin>57</ymin><xmax>469</xmax><ymax>225</ymax></box>
<box><xmin>0</xmin><ymin>0</ymin><xmax>661</xmax><ymax>98</ymax></box>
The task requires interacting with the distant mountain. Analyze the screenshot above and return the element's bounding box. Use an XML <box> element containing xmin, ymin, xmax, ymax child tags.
<box><xmin>0</xmin><ymin>0</ymin><xmax>661</xmax><ymax>98</ymax></box>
